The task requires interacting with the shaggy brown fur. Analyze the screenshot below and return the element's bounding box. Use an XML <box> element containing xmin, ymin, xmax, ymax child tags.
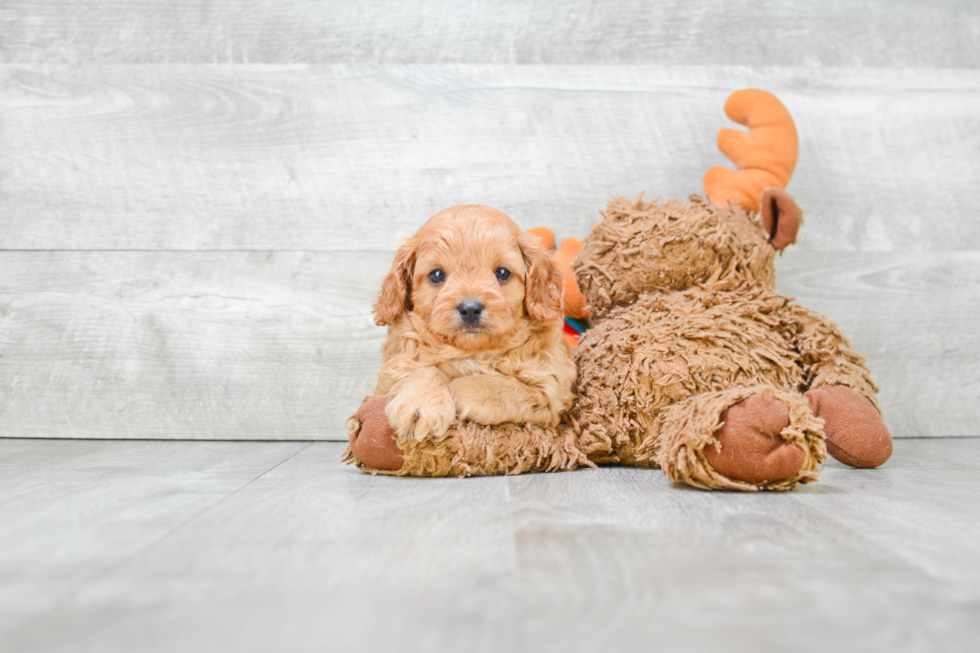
<box><xmin>573</xmin><ymin>194</ymin><xmax>776</xmax><ymax>319</ymax></box>
<box><xmin>346</xmin><ymin>413</ymin><xmax>593</xmax><ymax>477</ymax></box>
<box><xmin>564</xmin><ymin>193</ymin><xmax>878</xmax><ymax>489</ymax></box>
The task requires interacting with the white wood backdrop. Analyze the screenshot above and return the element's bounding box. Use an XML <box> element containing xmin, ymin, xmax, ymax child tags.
<box><xmin>0</xmin><ymin>1</ymin><xmax>977</xmax><ymax>439</ymax></box>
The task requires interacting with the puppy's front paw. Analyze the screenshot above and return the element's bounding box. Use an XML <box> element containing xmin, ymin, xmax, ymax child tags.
<box><xmin>385</xmin><ymin>386</ymin><xmax>456</xmax><ymax>441</ymax></box>
<box><xmin>449</xmin><ymin>375</ymin><xmax>558</xmax><ymax>426</ymax></box>
<box><xmin>449</xmin><ymin>376</ymin><xmax>495</xmax><ymax>424</ymax></box>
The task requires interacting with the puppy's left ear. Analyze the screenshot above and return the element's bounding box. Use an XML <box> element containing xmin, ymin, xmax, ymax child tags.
<box><xmin>519</xmin><ymin>231</ymin><xmax>564</xmax><ymax>322</ymax></box>
<box><xmin>373</xmin><ymin>238</ymin><xmax>416</xmax><ymax>326</ymax></box>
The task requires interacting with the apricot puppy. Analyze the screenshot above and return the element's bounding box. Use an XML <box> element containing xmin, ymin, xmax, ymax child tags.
<box><xmin>373</xmin><ymin>205</ymin><xmax>576</xmax><ymax>441</ymax></box>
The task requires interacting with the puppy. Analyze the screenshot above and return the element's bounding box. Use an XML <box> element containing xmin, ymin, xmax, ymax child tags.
<box><xmin>373</xmin><ymin>205</ymin><xmax>576</xmax><ymax>441</ymax></box>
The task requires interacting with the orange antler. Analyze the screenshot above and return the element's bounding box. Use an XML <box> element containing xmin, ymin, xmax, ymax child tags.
<box><xmin>703</xmin><ymin>89</ymin><xmax>798</xmax><ymax>214</ymax></box>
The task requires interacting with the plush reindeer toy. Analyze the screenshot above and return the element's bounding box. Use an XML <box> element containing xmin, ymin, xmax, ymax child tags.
<box><xmin>347</xmin><ymin>89</ymin><xmax>893</xmax><ymax>491</ymax></box>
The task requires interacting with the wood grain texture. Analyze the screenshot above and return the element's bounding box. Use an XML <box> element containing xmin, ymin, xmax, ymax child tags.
<box><xmin>509</xmin><ymin>440</ymin><xmax>980</xmax><ymax>653</ymax></box>
<box><xmin>0</xmin><ymin>438</ymin><xmax>308</xmax><ymax>638</ymax></box>
<box><xmin>1</xmin><ymin>65</ymin><xmax>978</xmax><ymax>252</ymax></box>
<box><xmin>0</xmin><ymin>250</ymin><xmax>975</xmax><ymax>440</ymax></box>
<box><xmin>3</xmin><ymin>438</ymin><xmax>979</xmax><ymax>652</ymax></box>
<box><xmin>0</xmin><ymin>251</ymin><xmax>388</xmax><ymax>440</ymax></box>
<box><xmin>1</xmin><ymin>4</ymin><xmax>976</xmax><ymax>443</ymax></box>
<box><xmin>2</xmin><ymin>440</ymin><xmax>520</xmax><ymax>653</ymax></box>
<box><xmin>0</xmin><ymin>0</ymin><xmax>978</xmax><ymax>67</ymax></box>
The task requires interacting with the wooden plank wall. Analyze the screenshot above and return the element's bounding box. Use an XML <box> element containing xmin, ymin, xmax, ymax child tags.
<box><xmin>0</xmin><ymin>1</ymin><xmax>977</xmax><ymax>440</ymax></box>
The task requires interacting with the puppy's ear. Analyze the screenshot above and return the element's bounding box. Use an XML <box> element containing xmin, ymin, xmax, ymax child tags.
<box><xmin>519</xmin><ymin>231</ymin><xmax>564</xmax><ymax>322</ymax></box>
<box><xmin>374</xmin><ymin>238</ymin><xmax>416</xmax><ymax>326</ymax></box>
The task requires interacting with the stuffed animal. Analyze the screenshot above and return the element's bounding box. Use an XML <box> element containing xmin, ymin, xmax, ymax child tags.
<box><xmin>345</xmin><ymin>89</ymin><xmax>893</xmax><ymax>491</ymax></box>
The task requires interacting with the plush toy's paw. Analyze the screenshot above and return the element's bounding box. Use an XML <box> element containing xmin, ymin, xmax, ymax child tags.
<box><xmin>349</xmin><ymin>397</ymin><xmax>404</xmax><ymax>471</ymax></box>
<box><xmin>805</xmin><ymin>386</ymin><xmax>893</xmax><ymax>468</ymax></box>
<box><xmin>385</xmin><ymin>384</ymin><xmax>456</xmax><ymax>441</ymax></box>
<box><xmin>705</xmin><ymin>393</ymin><xmax>806</xmax><ymax>484</ymax></box>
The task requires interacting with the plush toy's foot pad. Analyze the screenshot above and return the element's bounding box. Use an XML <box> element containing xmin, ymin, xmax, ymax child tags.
<box><xmin>349</xmin><ymin>396</ymin><xmax>404</xmax><ymax>471</ymax></box>
<box><xmin>705</xmin><ymin>393</ymin><xmax>805</xmax><ymax>485</ymax></box>
<box><xmin>805</xmin><ymin>386</ymin><xmax>893</xmax><ymax>468</ymax></box>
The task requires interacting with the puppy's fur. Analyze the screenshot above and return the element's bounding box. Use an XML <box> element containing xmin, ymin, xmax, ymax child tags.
<box><xmin>373</xmin><ymin>205</ymin><xmax>576</xmax><ymax>440</ymax></box>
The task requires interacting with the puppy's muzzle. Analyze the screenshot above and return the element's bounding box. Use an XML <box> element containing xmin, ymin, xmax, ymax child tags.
<box><xmin>456</xmin><ymin>299</ymin><xmax>485</xmax><ymax>327</ymax></box>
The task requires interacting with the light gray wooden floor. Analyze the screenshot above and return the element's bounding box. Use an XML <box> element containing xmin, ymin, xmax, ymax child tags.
<box><xmin>1</xmin><ymin>437</ymin><xmax>979</xmax><ymax>653</ymax></box>
<box><xmin>0</xmin><ymin>1</ymin><xmax>978</xmax><ymax>440</ymax></box>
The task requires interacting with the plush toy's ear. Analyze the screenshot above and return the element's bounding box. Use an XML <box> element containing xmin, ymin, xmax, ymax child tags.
<box><xmin>519</xmin><ymin>231</ymin><xmax>564</xmax><ymax>322</ymax></box>
<box><xmin>760</xmin><ymin>188</ymin><xmax>802</xmax><ymax>251</ymax></box>
<box><xmin>373</xmin><ymin>238</ymin><xmax>416</xmax><ymax>326</ymax></box>
<box><xmin>703</xmin><ymin>89</ymin><xmax>798</xmax><ymax>214</ymax></box>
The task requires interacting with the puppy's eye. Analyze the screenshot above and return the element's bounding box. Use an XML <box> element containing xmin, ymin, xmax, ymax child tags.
<box><xmin>495</xmin><ymin>267</ymin><xmax>511</xmax><ymax>282</ymax></box>
<box><xmin>428</xmin><ymin>269</ymin><xmax>446</xmax><ymax>284</ymax></box>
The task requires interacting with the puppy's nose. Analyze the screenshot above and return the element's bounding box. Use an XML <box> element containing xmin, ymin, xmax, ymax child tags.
<box><xmin>457</xmin><ymin>300</ymin><xmax>485</xmax><ymax>326</ymax></box>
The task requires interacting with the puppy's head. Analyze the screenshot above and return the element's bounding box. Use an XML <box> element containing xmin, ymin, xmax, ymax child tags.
<box><xmin>374</xmin><ymin>205</ymin><xmax>564</xmax><ymax>351</ymax></box>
